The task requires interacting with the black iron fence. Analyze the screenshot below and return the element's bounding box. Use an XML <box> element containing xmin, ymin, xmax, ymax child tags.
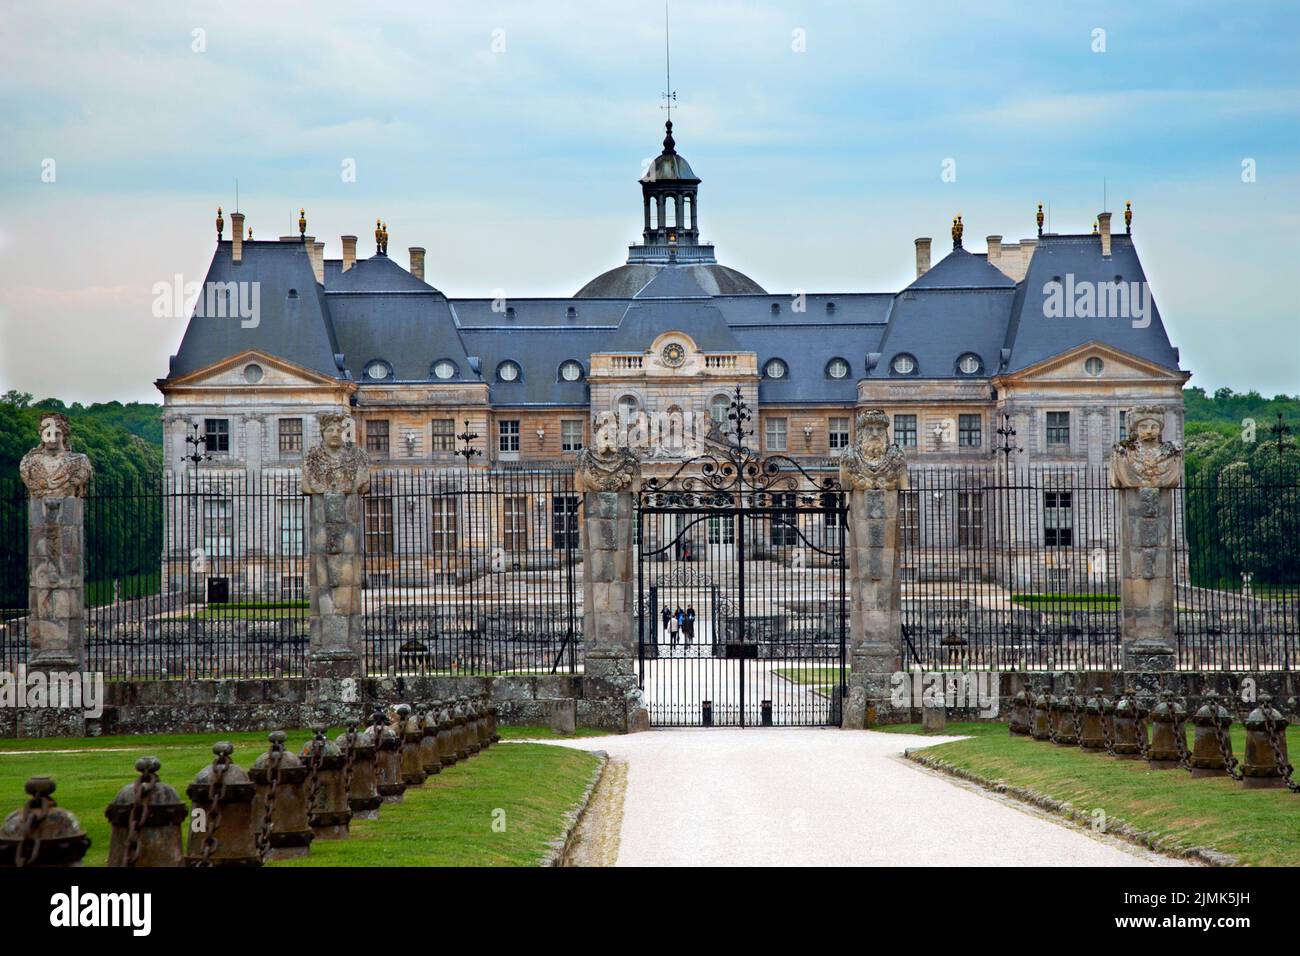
<box><xmin>901</xmin><ymin>466</ymin><xmax>1122</xmax><ymax>671</ymax></box>
<box><xmin>0</xmin><ymin>479</ymin><xmax>27</xmax><ymax>672</ymax></box>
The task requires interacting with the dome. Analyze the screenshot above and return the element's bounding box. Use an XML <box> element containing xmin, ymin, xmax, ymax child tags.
<box><xmin>576</xmin><ymin>262</ymin><xmax>766</xmax><ymax>298</ymax></box>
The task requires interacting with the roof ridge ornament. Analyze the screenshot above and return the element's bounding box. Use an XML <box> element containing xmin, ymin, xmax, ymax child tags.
<box><xmin>299</xmin><ymin>207</ymin><xmax>307</xmax><ymax>239</ymax></box>
<box><xmin>1124</xmin><ymin>200</ymin><xmax>1133</xmax><ymax>235</ymax></box>
<box><xmin>1036</xmin><ymin>202</ymin><xmax>1045</xmax><ymax>237</ymax></box>
<box><xmin>951</xmin><ymin>214</ymin><xmax>963</xmax><ymax>249</ymax></box>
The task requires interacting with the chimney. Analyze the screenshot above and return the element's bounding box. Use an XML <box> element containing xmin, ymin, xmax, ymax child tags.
<box><xmin>231</xmin><ymin>212</ymin><xmax>245</xmax><ymax>263</ymax></box>
<box><xmin>409</xmin><ymin>246</ymin><xmax>426</xmax><ymax>283</ymax></box>
<box><xmin>341</xmin><ymin>235</ymin><xmax>357</xmax><ymax>272</ymax></box>
<box><xmin>1097</xmin><ymin>211</ymin><xmax>1112</xmax><ymax>257</ymax></box>
<box><xmin>914</xmin><ymin>237</ymin><xmax>931</xmax><ymax>278</ymax></box>
<box><xmin>310</xmin><ymin>240</ymin><xmax>325</xmax><ymax>285</ymax></box>
<box><xmin>986</xmin><ymin>235</ymin><xmax>1002</xmax><ymax>268</ymax></box>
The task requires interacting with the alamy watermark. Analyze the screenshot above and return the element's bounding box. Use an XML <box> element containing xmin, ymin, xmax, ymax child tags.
<box><xmin>152</xmin><ymin>275</ymin><xmax>260</xmax><ymax>328</ymax></box>
<box><xmin>1042</xmin><ymin>274</ymin><xmax>1150</xmax><ymax>328</ymax></box>
<box><xmin>0</xmin><ymin>667</ymin><xmax>104</xmax><ymax>719</ymax></box>
<box><xmin>890</xmin><ymin>671</ymin><xmax>1000</xmax><ymax>717</ymax></box>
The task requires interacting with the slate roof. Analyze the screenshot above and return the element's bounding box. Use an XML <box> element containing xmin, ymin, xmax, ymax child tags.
<box><xmin>575</xmin><ymin>262</ymin><xmax>765</xmax><ymax>298</ymax></box>
<box><xmin>907</xmin><ymin>247</ymin><xmax>1015</xmax><ymax>290</ymax></box>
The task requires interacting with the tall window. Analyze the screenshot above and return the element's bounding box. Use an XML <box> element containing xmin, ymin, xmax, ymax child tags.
<box><xmin>204</xmin><ymin>418</ymin><xmax>230</xmax><ymax>455</ymax></box>
<box><xmin>498</xmin><ymin>419</ymin><xmax>520</xmax><ymax>454</ymax></box>
<box><xmin>1046</xmin><ymin>411</ymin><xmax>1070</xmax><ymax>448</ymax></box>
<box><xmin>958</xmin><ymin>414</ymin><xmax>982</xmax><ymax>448</ymax></box>
<box><xmin>707</xmin><ymin>514</ymin><xmax>735</xmax><ymax>545</ymax></box>
<box><xmin>769</xmin><ymin>492</ymin><xmax>799</xmax><ymax>546</ymax></box>
<box><xmin>710</xmin><ymin>395</ymin><xmax>731</xmax><ymax>424</ymax></box>
<box><xmin>828</xmin><ymin>417</ymin><xmax>850</xmax><ymax>450</ymax></box>
<box><xmin>1044</xmin><ymin>491</ymin><xmax>1073</xmax><ymax>546</ymax></box>
<box><xmin>431</xmin><ymin>419</ymin><xmax>455</xmax><ymax>452</ymax></box>
<box><xmin>1118</xmin><ymin>409</ymin><xmax>1128</xmax><ymax>441</ymax></box>
<box><xmin>430</xmin><ymin>497</ymin><xmax>458</xmax><ymax>554</ymax></box>
<box><xmin>765</xmin><ymin>417</ymin><xmax>788</xmax><ymax>452</ymax></box>
<box><xmin>279</xmin><ymin>499</ymin><xmax>303</xmax><ymax>555</ymax></box>
<box><xmin>561</xmin><ymin>420</ymin><xmax>584</xmax><ymax>453</ymax></box>
<box><xmin>894</xmin><ymin>414</ymin><xmax>918</xmax><ymax>448</ymax></box>
<box><xmin>203</xmin><ymin>498</ymin><xmax>233</xmax><ymax>556</ymax></box>
<box><xmin>551</xmin><ymin>496</ymin><xmax>580</xmax><ymax>550</ymax></box>
<box><xmin>503</xmin><ymin>496</ymin><xmax>527</xmax><ymax>551</ymax></box>
<box><xmin>957</xmin><ymin>491</ymin><xmax>983</xmax><ymax>547</ymax></box>
<box><xmin>364</xmin><ymin>498</ymin><xmax>394</xmax><ymax>554</ymax></box>
<box><xmin>278</xmin><ymin>418</ymin><xmax>303</xmax><ymax>456</ymax></box>
<box><xmin>899</xmin><ymin>491</ymin><xmax>920</xmax><ymax>547</ymax></box>
<box><xmin>365</xmin><ymin>419</ymin><xmax>390</xmax><ymax>455</ymax></box>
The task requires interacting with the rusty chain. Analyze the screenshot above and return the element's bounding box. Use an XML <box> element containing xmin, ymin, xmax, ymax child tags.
<box><xmin>1173</xmin><ymin>696</ymin><xmax>1193</xmax><ymax>771</ymax></box>
<box><xmin>1208</xmin><ymin>695</ymin><xmax>1244</xmax><ymax>781</ymax></box>
<box><xmin>304</xmin><ymin>733</ymin><xmax>324</xmax><ymax>821</ymax></box>
<box><xmin>255</xmin><ymin>746</ymin><xmax>283</xmax><ymax>863</ymax></box>
<box><xmin>341</xmin><ymin>724</ymin><xmax>357</xmax><ymax>806</ymax></box>
<box><xmin>197</xmin><ymin>756</ymin><xmax>228</xmax><ymax>867</ymax></box>
<box><xmin>1261</xmin><ymin>702</ymin><xmax>1300</xmax><ymax>793</ymax></box>
<box><xmin>1069</xmin><ymin>690</ymin><xmax>1083</xmax><ymax>743</ymax></box>
<box><xmin>122</xmin><ymin>773</ymin><xmax>156</xmax><ymax>867</ymax></box>
<box><xmin>1100</xmin><ymin>694</ymin><xmax>1116</xmax><ymax>756</ymax></box>
<box><xmin>11</xmin><ymin>796</ymin><xmax>49</xmax><ymax>868</ymax></box>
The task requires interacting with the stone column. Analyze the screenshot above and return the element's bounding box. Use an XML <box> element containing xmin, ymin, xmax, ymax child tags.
<box><xmin>19</xmin><ymin>413</ymin><xmax>93</xmax><ymax>671</ymax></box>
<box><xmin>1110</xmin><ymin>405</ymin><xmax>1183</xmax><ymax>696</ymax></box>
<box><xmin>302</xmin><ymin>413</ymin><xmax>372</xmax><ymax>680</ymax></box>
<box><xmin>839</xmin><ymin>409</ymin><xmax>909</xmax><ymax>728</ymax></box>
<box><xmin>575</xmin><ymin>421</ymin><xmax>642</xmax><ymax>715</ymax></box>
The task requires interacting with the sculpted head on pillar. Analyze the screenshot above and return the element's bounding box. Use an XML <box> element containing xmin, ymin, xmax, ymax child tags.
<box><xmin>20</xmin><ymin>413</ymin><xmax>93</xmax><ymax>498</ymax></box>
<box><xmin>839</xmin><ymin>409</ymin><xmax>908</xmax><ymax>491</ymax></box>
<box><xmin>301</xmin><ymin>411</ymin><xmax>371</xmax><ymax>495</ymax></box>
<box><xmin>1110</xmin><ymin>405</ymin><xmax>1182</xmax><ymax>489</ymax></box>
<box><xmin>575</xmin><ymin>413</ymin><xmax>641</xmax><ymax>493</ymax></box>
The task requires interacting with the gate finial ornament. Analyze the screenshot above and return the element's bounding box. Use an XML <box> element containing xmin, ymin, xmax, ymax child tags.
<box><xmin>1110</xmin><ymin>405</ymin><xmax>1181</xmax><ymax>489</ymax></box>
<box><xmin>20</xmin><ymin>412</ymin><xmax>92</xmax><ymax>499</ymax></box>
<box><xmin>839</xmin><ymin>409</ymin><xmax>908</xmax><ymax>491</ymax></box>
<box><xmin>576</xmin><ymin>417</ymin><xmax>641</xmax><ymax>493</ymax></box>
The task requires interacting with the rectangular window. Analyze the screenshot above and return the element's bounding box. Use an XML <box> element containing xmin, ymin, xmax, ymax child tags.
<box><xmin>828</xmin><ymin>417</ymin><xmax>850</xmax><ymax>450</ymax></box>
<box><xmin>430</xmin><ymin>496</ymin><xmax>458</xmax><ymax>554</ymax></box>
<box><xmin>503</xmin><ymin>496</ymin><xmax>527</xmax><ymax>551</ymax></box>
<box><xmin>431</xmin><ymin>419</ymin><xmax>456</xmax><ymax>452</ymax></box>
<box><xmin>894</xmin><ymin>414</ymin><xmax>918</xmax><ymax>448</ymax></box>
<box><xmin>707</xmin><ymin>514</ymin><xmax>735</xmax><ymax>545</ymax></box>
<box><xmin>279</xmin><ymin>499</ymin><xmax>303</xmax><ymax>556</ymax></box>
<box><xmin>1046</xmin><ymin>411</ymin><xmax>1070</xmax><ymax>448</ymax></box>
<box><xmin>279</xmin><ymin>575</ymin><xmax>304</xmax><ymax>601</ymax></box>
<box><xmin>765</xmin><ymin>417</ymin><xmax>787</xmax><ymax>452</ymax></box>
<box><xmin>551</xmin><ymin>495</ymin><xmax>580</xmax><ymax>550</ymax></box>
<box><xmin>561</xmin><ymin>419</ymin><xmax>584</xmax><ymax>453</ymax></box>
<box><xmin>957</xmin><ymin>491</ymin><xmax>983</xmax><ymax>547</ymax></box>
<box><xmin>203</xmin><ymin>498</ymin><xmax>233</xmax><ymax>556</ymax></box>
<box><xmin>899</xmin><ymin>491</ymin><xmax>920</xmax><ymax>547</ymax></box>
<box><xmin>1044</xmin><ymin>491</ymin><xmax>1074</xmax><ymax>547</ymax></box>
<box><xmin>204</xmin><ymin>418</ymin><xmax>230</xmax><ymax>455</ymax></box>
<box><xmin>277</xmin><ymin>418</ymin><xmax>303</xmax><ymax>456</ymax></box>
<box><xmin>958</xmin><ymin>414</ymin><xmax>982</xmax><ymax>448</ymax></box>
<box><xmin>1118</xmin><ymin>409</ymin><xmax>1127</xmax><ymax>441</ymax></box>
<box><xmin>498</xmin><ymin>419</ymin><xmax>520</xmax><ymax>454</ymax></box>
<box><xmin>769</xmin><ymin>492</ymin><xmax>798</xmax><ymax>546</ymax></box>
<box><xmin>364</xmin><ymin>497</ymin><xmax>394</xmax><ymax>554</ymax></box>
<box><xmin>365</xmin><ymin>419</ymin><xmax>390</xmax><ymax>455</ymax></box>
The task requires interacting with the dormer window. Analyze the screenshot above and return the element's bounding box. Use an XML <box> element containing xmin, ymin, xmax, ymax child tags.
<box><xmin>763</xmin><ymin>358</ymin><xmax>788</xmax><ymax>380</ymax></box>
<box><xmin>956</xmin><ymin>353</ymin><xmax>982</xmax><ymax>375</ymax></box>
<box><xmin>496</xmin><ymin>360</ymin><xmax>521</xmax><ymax>382</ymax></box>
<box><xmin>365</xmin><ymin>360</ymin><xmax>392</xmax><ymax>381</ymax></box>
<box><xmin>826</xmin><ymin>358</ymin><xmax>850</xmax><ymax>380</ymax></box>
<box><xmin>559</xmin><ymin>360</ymin><xmax>584</xmax><ymax>382</ymax></box>
<box><xmin>432</xmin><ymin>359</ymin><xmax>457</xmax><ymax>380</ymax></box>
<box><xmin>891</xmin><ymin>354</ymin><xmax>917</xmax><ymax>376</ymax></box>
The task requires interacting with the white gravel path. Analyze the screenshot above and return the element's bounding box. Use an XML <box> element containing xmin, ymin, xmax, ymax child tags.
<box><xmin>544</xmin><ymin>728</ymin><xmax>1187</xmax><ymax>867</ymax></box>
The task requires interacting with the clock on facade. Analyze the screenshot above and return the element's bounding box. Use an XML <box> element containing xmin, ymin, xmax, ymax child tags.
<box><xmin>661</xmin><ymin>343</ymin><xmax>686</xmax><ymax>368</ymax></box>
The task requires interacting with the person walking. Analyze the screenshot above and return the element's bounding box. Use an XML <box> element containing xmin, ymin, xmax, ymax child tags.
<box><xmin>684</xmin><ymin>606</ymin><xmax>696</xmax><ymax>645</ymax></box>
<box><xmin>661</xmin><ymin>605</ymin><xmax>672</xmax><ymax>642</ymax></box>
<box><xmin>669</xmin><ymin>607</ymin><xmax>681</xmax><ymax>647</ymax></box>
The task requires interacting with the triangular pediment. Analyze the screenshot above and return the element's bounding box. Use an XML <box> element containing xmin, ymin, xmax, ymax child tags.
<box><xmin>159</xmin><ymin>349</ymin><xmax>343</xmax><ymax>390</ymax></box>
<box><xmin>997</xmin><ymin>341</ymin><xmax>1188</xmax><ymax>385</ymax></box>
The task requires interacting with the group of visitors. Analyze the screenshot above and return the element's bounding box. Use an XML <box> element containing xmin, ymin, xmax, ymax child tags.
<box><xmin>661</xmin><ymin>605</ymin><xmax>696</xmax><ymax>646</ymax></box>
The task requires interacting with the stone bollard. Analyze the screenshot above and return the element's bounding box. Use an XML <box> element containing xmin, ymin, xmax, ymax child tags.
<box><xmin>484</xmin><ymin>695</ymin><xmax>501</xmax><ymax>744</ymax></box>
<box><xmin>250</xmin><ymin>731</ymin><xmax>314</xmax><ymax>860</ymax></box>
<box><xmin>1189</xmin><ymin>691</ymin><xmax>1236</xmax><ymax>779</ymax></box>
<box><xmin>1030</xmin><ymin>686</ymin><xmax>1053</xmax><ymax>741</ymax></box>
<box><xmin>1008</xmin><ymin>687</ymin><xmax>1033</xmax><ymax>737</ymax></box>
<box><xmin>1146</xmin><ymin>690</ymin><xmax>1186</xmax><ymax>769</ymax></box>
<box><xmin>452</xmin><ymin>699</ymin><xmax>472</xmax><ymax>761</ymax></box>
<box><xmin>418</xmin><ymin>708</ymin><xmax>443</xmax><ymax>777</ymax></box>
<box><xmin>1052</xmin><ymin>687</ymin><xmax>1080</xmax><ymax>746</ymax></box>
<box><xmin>436</xmin><ymin>702</ymin><xmax>458</xmax><ymax>769</ymax></box>
<box><xmin>921</xmin><ymin>699</ymin><xmax>946</xmax><ymax>733</ymax></box>
<box><xmin>1110</xmin><ymin>688</ymin><xmax>1148</xmax><ymax>759</ymax></box>
<box><xmin>336</xmin><ymin>723</ymin><xmax>381</xmax><ymax>820</ymax></box>
<box><xmin>367</xmin><ymin>711</ymin><xmax>406</xmax><ymax>803</ymax></box>
<box><xmin>185</xmin><ymin>743</ymin><xmax>260</xmax><ymax>867</ymax></box>
<box><xmin>394</xmin><ymin>704</ymin><xmax>427</xmax><ymax>787</ymax></box>
<box><xmin>105</xmin><ymin>757</ymin><xmax>185</xmax><ymax>867</ymax></box>
<box><xmin>471</xmin><ymin>697</ymin><xmax>490</xmax><ymax>751</ymax></box>
<box><xmin>301</xmin><ymin>727</ymin><xmax>351</xmax><ymax>839</ymax></box>
<box><xmin>462</xmin><ymin>698</ymin><xmax>482</xmax><ymax>756</ymax></box>
<box><xmin>0</xmin><ymin>777</ymin><xmax>90</xmax><ymax>867</ymax></box>
<box><xmin>1079</xmin><ymin>688</ymin><xmax>1110</xmax><ymax>752</ymax></box>
<box><xmin>1241</xmin><ymin>694</ymin><xmax>1291</xmax><ymax>789</ymax></box>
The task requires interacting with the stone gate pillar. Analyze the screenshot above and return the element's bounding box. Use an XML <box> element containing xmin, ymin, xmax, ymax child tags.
<box><xmin>302</xmin><ymin>412</ymin><xmax>371</xmax><ymax>680</ymax></box>
<box><xmin>839</xmin><ymin>409</ymin><xmax>908</xmax><ymax>728</ymax></box>
<box><xmin>1110</xmin><ymin>405</ymin><xmax>1182</xmax><ymax>696</ymax></box>
<box><xmin>575</xmin><ymin>420</ymin><xmax>642</xmax><ymax>707</ymax></box>
<box><xmin>19</xmin><ymin>413</ymin><xmax>93</xmax><ymax>670</ymax></box>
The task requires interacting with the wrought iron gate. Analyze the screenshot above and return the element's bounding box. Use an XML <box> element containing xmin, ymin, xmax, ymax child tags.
<box><xmin>636</xmin><ymin>390</ymin><xmax>847</xmax><ymax>727</ymax></box>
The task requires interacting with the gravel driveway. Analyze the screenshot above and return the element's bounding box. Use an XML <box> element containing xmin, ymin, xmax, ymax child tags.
<box><xmin>546</xmin><ymin>728</ymin><xmax>1187</xmax><ymax>867</ymax></box>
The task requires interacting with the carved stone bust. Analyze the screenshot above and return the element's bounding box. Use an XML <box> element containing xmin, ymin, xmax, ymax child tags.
<box><xmin>839</xmin><ymin>409</ymin><xmax>908</xmax><ymax>491</ymax></box>
<box><xmin>1110</xmin><ymin>405</ymin><xmax>1182</xmax><ymax>489</ymax></box>
<box><xmin>575</xmin><ymin>416</ymin><xmax>641</xmax><ymax>493</ymax></box>
<box><xmin>19</xmin><ymin>413</ymin><xmax>93</xmax><ymax>499</ymax></box>
<box><xmin>301</xmin><ymin>413</ymin><xmax>371</xmax><ymax>495</ymax></box>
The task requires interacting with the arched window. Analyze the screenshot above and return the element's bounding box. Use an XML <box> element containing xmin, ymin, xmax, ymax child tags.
<box><xmin>710</xmin><ymin>394</ymin><xmax>731</xmax><ymax>424</ymax></box>
<box><xmin>649</xmin><ymin>202</ymin><xmax>658</xmax><ymax>229</ymax></box>
<box><xmin>666</xmin><ymin>196</ymin><xmax>677</xmax><ymax>227</ymax></box>
<box><xmin>616</xmin><ymin>394</ymin><xmax>639</xmax><ymax>422</ymax></box>
<box><xmin>683</xmin><ymin>196</ymin><xmax>693</xmax><ymax>230</ymax></box>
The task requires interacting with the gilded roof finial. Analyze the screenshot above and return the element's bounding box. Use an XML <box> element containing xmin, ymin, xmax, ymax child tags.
<box><xmin>247</xmin><ymin>226</ymin><xmax>253</xmax><ymax>240</ymax></box>
<box><xmin>375</xmin><ymin>218</ymin><xmax>383</xmax><ymax>254</ymax></box>
<box><xmin>1124</xmin><ymin>200</ymin><xmax>1132</xmax><ymax>235</ymax></box>
<box><xmin>298</xmin><ymin>207</ymin><xmax>307</xmax><ymax>239</ymax></box>
<box><xmin>951</xmin><ymin>214</ymin><xmax>963</xmax><ymax>249</ymax></box>
<box><xmin>216</xmin><ymin>207</ymin><xmax>224</xmax><ymax>241</ymax></box>
<box><xmin>1036</xmin><ymin>202</ymin><xmax>1044</xmax><ymax>237</ymax></box>
<box><xmin>1093</xmin><ymin>219</ymin><xmax>1099</xmax><ymax>234</ymax></box>
<box><xmin>381</xmin><ymin>222</ymin><xmax>389</xmax><ymax>255</ymax></box>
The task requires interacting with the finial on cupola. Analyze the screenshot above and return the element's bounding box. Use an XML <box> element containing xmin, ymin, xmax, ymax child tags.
<box><xmin>216</xmin><ymin>207</ymin><xmax>224</xmax><ymax>241</ymax></box>
<box><xmin>951</xmin><ymin>214</ymin><xmax>963</xmax><ymax>249</ymax></box>
<box><xmin>1124</xmin><ymin>200</ymin><xmax>1132</xmax><ymax>235</ymax></box>
<box><xmin>1036</xmin><ymin>202</ymin><xmax>1044</xmax><ymax>237</ymax></box>
<box><xmin>298</xmin><ymin>207</ymin><xmax>307</xmax><ymax>239</ymax></box>
<box><xmin>662</xmin><ymin>120</ymin><xmax>676</xmax><ymax>155</ymax></box>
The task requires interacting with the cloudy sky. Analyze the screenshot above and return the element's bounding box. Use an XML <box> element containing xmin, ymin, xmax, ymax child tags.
<box><xmin>1</xmin><ymin>0</ymin><xmax>1297</xmax><ymax>403</ymax></box>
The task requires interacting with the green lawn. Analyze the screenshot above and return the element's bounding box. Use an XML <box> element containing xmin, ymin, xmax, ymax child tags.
<box><xmin>0</xmin><ymin>726</ymin><xmax>605</xmax><ymax>866</ymax></box>
<box><xmin>897</xmin><ymin>721</ymin><xmax>1300</xmax><ymax>866</ymax></box>
<box><xmin>773</xmin><ymin>666</ymin><xmax>844</xmax><ymax>697</ymax></box>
